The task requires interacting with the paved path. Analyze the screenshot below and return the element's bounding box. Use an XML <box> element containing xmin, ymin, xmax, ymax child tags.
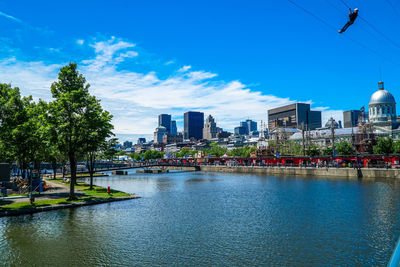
<box><xmin>0</xmin><ymin>179</ymin><xmax>85</xmax><ymax>205</ymax></box>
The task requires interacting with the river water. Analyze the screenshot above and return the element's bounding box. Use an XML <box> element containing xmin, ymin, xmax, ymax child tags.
<box><xmin>1</xmin><ymin>170</ymin><xmax>400</xmax><ymax>266</ymax></box>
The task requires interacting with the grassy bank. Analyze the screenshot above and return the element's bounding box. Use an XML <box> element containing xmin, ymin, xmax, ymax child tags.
<box><xmin>0</xmin><ymin>179</ymin><xmax>132</xmax><ymax>212</ymax></box>
<box><xmin>0</xmin><ymin>197</ymin><xmax>93</xmax><ymax>211</ymax></box>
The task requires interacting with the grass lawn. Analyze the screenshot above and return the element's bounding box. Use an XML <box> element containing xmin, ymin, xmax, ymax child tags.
<box><xmin>49</xmin><ymin>178</ymin><xmax>130</xmax><ymax>198</ymax></box>
<box><xmin>0</xmin><ymin>197</ymin><xmax>95</xmax><ymax>211</ymax></box>
<box><xmin>75</xmin><ymin>183</ymin><xmax>131</xmax><ymax>198</ymax></box>
<box><xmin>0</xmin><ymin>178</ymin><xmax>131</xmax><ymax>212</ymax></box>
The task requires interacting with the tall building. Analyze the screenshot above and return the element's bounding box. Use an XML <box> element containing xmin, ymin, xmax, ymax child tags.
<box><xmin>123</xmin><ymin>141</ymin><xmax>133</xmax><ymax>148</ymax></box>
<box><xmin>245</xmin><ymin>119</ymin><xmax>257</xmax><ymax>134</ymax></box>
<box><xmin>268</xmin><ymin>103</ymin><xmax>321</xmax><ymax>130</ymax></box>
<box><xmin>184</xmin><ymin>111</ymin><xmax>204</xmax><ymax>140</ymax></box>
<box><xmin>170</xmin><ymin>120</ymin><xmax>177</xmax><ymax>135</ymax></box>
<box><xmin>137</xmin><ymin>138</ymin><xmax>146</xmax><ymax>144</ymax></box>
<box><xmin>343</xmin><ymin>110</ymin><xmax>360</xmax><ymax>128</ymax></box>
<box><xmin>203</xmin><ymin>115</ymin><xmax>218</xmax><ymax>140</ymax></box>
<box><xmin>158</xmin><ymin>114</ymin><xmax>171</xmax><ymax>133</ymax></box>
<box><xmin>234</xmin><ymin>126</ymin><xmax>247</xmax><ymax>136</ymax></box>
<box><xmin>235</xmin><ymin>119</ymin><xmax>257</xmax><ymax>135</ymax></box>
<box><xmin>154</xmin><ymin>126</ymin><xmax>167</xmax><ymax>143</ymax></box>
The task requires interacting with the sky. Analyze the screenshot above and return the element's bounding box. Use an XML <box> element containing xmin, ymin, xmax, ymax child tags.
<box><xmin>0</xmin><ymin>0</ymin><xmax>399</xmax><ymax>142</ymax></box>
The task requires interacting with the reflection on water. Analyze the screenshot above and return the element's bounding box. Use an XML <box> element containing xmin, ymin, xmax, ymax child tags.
<box><xmin>1</xmin><ymin>170</ymin><xmax>400</xmax><ymax>266</ymax></box>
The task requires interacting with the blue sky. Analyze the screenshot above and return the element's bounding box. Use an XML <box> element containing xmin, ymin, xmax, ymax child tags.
<box><xmin>0</xmin><ymin>0</ymin><xmax>399</xmax><ymax>142</ymax></box>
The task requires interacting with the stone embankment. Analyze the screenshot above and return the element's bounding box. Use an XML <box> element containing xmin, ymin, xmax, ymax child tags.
<box><xmin>199</xmin><ymin>165</ymin><xmax>400</xmax><ymax>179</ymax></box>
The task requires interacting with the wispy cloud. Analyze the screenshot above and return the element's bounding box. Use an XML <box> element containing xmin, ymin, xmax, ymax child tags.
<box><xmin>0</xmin><ymin>36</ymin><xmax>340</xmax><ymax>136</ymax></box>
<box><xmin>0</xmin><ymin>11</ymin><xmax>22</xmax><ymax>23</ymax></box>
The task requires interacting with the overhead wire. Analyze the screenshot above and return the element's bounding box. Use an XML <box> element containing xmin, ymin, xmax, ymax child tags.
<box><xmin>286</xmin><ymin>0</ymin><xmax>398</xmax><ymax>66</ymax></box>
<box><xmin>337</xmin><ymin>0</ymin><xmax>400</xmax><ymax>49</ymax></box>
<box><xmin>325</xmin><ymin>0</ymin><xmax>390</xmax><ymax>45</ymax></box>
<box><xmin>384</xmin><ymin>0</ymin><xmax>400</xmax><ymax>19</ymax></box>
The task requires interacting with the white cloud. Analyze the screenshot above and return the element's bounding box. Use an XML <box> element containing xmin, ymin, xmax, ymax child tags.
<box><xmin>76</xmin><ymin>39</ymin><xmax>84</xmax><ymax>45</ymax></box>
<box><xmin>0</xmin><ymin>36</ymin><xmax>341</xmax><ymax>136</ymax></box>
<box><xmin>178</xmin><ymin>65</ymin><xmax>191</xmax><ymax>72</ymax></box>
<box><xmin>0</xmin><ymin>11</ymin><xmax>22</xmax><ymax>23</ymax></box>
<box><xmin>165</xmin><ymin>60</ymin><xmax>175</xmax><ymax>65</ymax></box>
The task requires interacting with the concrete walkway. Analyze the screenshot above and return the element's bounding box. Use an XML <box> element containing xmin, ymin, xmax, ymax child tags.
<box><xmin>0</xmin><ymin>179</ymin><xmax>85</xmax><ymax>205</ymax></box>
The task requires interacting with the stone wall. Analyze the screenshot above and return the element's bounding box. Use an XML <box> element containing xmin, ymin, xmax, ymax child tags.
<box><xmin>199</xmin><ymin>165</ymin><xmax>400</xmax><ymax>179</ymax></box>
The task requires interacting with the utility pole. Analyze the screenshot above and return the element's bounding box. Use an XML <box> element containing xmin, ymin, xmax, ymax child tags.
<box><xmin>331</xmin><ymin>118</ymin><xmax>335</xmax><ymax>156</ymax></box>
<box><xmin>301</xmin><ymin>122</ymin><xmax>305</xmax><ymax>156</ymax></box>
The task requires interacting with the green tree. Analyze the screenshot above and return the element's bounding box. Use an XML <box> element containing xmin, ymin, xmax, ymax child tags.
<box><xmin>306</xmin><ymin>144</ymin><xmax>320</xmax><ymax>157</ymax></box>
<box><xmin>336</xmin><ymin>141</ymin><xmax>355</xmax><ymax>155</ymax></box>
<box><xmin>321</xmin><ymin>146</ymin><xmax>333</xmax><ymax>156</ymax></box>
<box><xmin>394</xmin><ymin>140</ymin><xmax>400</xmax><ymax>154</ymax></box>
<box><xmin>143</xmin><ymin>150</ymin><xmax>164</xmax><ymax>160</ymax></box>
<box><xmin>373</xmin><ymin>137</ymin><xmax>394</xmax><ymax>155</ymax></box>
<box><xmin>229</xmin><ymin>146</ymin><xmax>256</xmax><ymax>158</ymax></box>
<box><xmin>288</xmin><ymin>141</ymin><xmax>302</xmax><ymax>155</ymax></box>
<box><xmin>101</xmin><ymin>138</ymin><xmax>119</xmax><ymax>161</ymax></box>
<box><xmin>203</xmin><ymin>145</ymin><xmax>228</xmax><ymax>157</ymax></box>
<box><xmin>82</xmin><ymin>97</ymin><xmax>113</xmax><ymax>189</ymax></box>
<box><xmin>176</xmin><ymin>149</ymin><xmax>195</xmax><ymax>158</ymax></box>
<box><xmin>0</xmin><ymin>84</ymin><xmax>25</xmax><ymax>164</ymax></box>
<box><xmin>50</xmin><ymin>63</ymin><xmax>102</xmax><ymax>200</ymax></box>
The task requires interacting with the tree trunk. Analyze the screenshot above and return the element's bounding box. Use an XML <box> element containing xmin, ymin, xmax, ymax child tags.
<box><xmin>52</xmin><ymin>159</ymin><xmax>57</xmax><ymax>180</ymax></box>
<box><xmin>69</xmin><ymin>153</ymin><xmax>77</xmax><ymax>200</ymax></box>
<box><xmin>89</xmin><ymin>153</ymin><xmax>95</xmax><ymax>190</ymax></box>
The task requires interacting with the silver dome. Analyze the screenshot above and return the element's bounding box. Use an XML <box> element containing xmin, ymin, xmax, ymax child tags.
<box><xmin>369</xmin><ymin>89</ymin><xmax>396</xmax><ymax>104</ymax></box>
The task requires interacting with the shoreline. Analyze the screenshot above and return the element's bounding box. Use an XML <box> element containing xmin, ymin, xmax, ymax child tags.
<box><xmin>0</xmin><ymin>195</ymin><xmax>140</xmax><ymax>218</ymax></box>
<box><xmin>0</xmin><ymin>178</ymin><xmax>140</xmax><ymax>218</ymax></box>
<box><xmin>199</xmin><ymin>165</ymin><xmax>400</xmax><ymax>179</ymax></box>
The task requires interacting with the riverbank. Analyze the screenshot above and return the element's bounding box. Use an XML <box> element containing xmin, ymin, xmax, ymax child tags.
<box><xmin>0</xmin><ymin>178</ymin><xmax>140</xmax><ymax>217</ymax></box>
<box><xmin>199</xmin><ymin>165</ymin><xmax>400</xmax><ymax>179</ymax></box>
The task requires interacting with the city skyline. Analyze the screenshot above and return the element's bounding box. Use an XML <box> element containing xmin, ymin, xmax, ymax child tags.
<box><xmin>1</xmin><ymin>1</ymin><xmax>399</xmax><ymax>142</ymax></box>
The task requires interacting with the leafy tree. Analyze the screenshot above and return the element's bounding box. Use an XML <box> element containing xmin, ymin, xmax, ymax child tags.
<box><xmin>0</xmin><ymin>84</ymin><xmax>25</xmax><ymax>164</ymax></box>
<box><xmin>50</xmin><ymin>63</ymin><xmax>101</xmax><ymax>200</ymax></box>
<box><xmin>143</xmin><ymin>150</ymin><xmax>164</xmax><ymax>160</ymax></box>
<box><xmin>321</xmin><ymin>146</ymin><xmax>333</xmax><ymax>156</ymax></box>
<box><xmin>336</xmin><ymin>141</ymin><xmax>355</xmax><ymax>155</ymax></box>
<box><xmin>393</xmin><ymin>140</ymin><xmax>400</xmax><ymax>154</ymax></box>
<box><xmin>129</xmin><ymin>152</ymin><xmax>142</xmax><ymax>161</ymax></box>
<box><xmin>373</xmin><ymin>137</ymin><xmax>394</xmax><ymax>155</ymax></box>
<box><xmin>306</xmin><ymin>144</ymin><xmax>320</xmax><ymax>157</ymax></box>
<box><xmin>176</xmin><ymin>149</ymin><xmax>195</xmax><ymax>158</ymax></box>
<box><xmin>229</xmin><ymin>146</ymin><xmax>256</xmax><ymax>158</ymax></box>
<box><xmin>203</xmin><ymin>145</ymin><xmax>228</xmax><ymax>157</ymax></box>
<box><xmin>287</xmin><ymin>141</ymin><xmax>302</xmax><ymax>155</ymax></box>
<box><xmin>100</xmin><ymin>138</ymin><xmax>119</xmax><ymax>161</ymax></box>
<box><xmin>82</xmin><ymin>97</ymin><xmax>113</xmax><ymax>189</ymax></box>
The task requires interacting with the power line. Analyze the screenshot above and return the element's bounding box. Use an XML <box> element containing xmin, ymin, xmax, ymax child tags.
<box><xmin>287</xmin><ymin>0</ymin><xmax>337</xmax><ymax>31</ymax></box>
<box><xmin>358</xmin><ymin>16</ymin><xmax>400</xmax><ymax>49</ymax></box>
<box><xmin>286</xmin><ymin>0</ymin><xmax>398</xmax><ymax>65</ymax></box>
<box><xmin>336</xmin><ymin>0</ymin><xmax>400</xmax><ymax>49</ymax></box>
<box><xmin>338</xmin><ymin>0</ymin><xmax>351</xmax><ymax>9</ymax></box>
<box><xmin>385</xmin><ymin>0</ymin><xmax>400</xmax><ymax>19</ymax></box>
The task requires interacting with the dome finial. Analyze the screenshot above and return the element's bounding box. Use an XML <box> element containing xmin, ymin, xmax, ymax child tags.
<box><xmin>378</xmin><ymin>81</ymin><xmax>384</xmax><ymax>90</ymax></box>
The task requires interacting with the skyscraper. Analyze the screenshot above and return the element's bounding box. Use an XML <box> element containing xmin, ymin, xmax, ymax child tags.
<box><xmin>170</xmin><ymin>120</ymin><xmax>177</xmax><ymax>135</ymax></box>
<box><xmin>184</xmin><ymin>111</ymin><xmax>204</xmax><ymax>140</ymax></box>
<box><xmin>203</xmin><ymin>115</ymin><xmax>217</xmax><ymax>140</ymax></box>
<box><xmin>246</xmin><ymin>119</ymin><xmax>257</xmax><ymax>133</ymax></box>
<box><xmin>158</xmin><ymin>114</ymin><xmax>171</xmax><ymax>133</ymax></box>
<box><xmin>343</xmin><ymin>110</ymin><xmax>360</xmax><ymax>128</ymax></box>
<box><xmin>267</xmin><ymin>103</ymin><xmax>321</xmax><ymax>130</ymax></box>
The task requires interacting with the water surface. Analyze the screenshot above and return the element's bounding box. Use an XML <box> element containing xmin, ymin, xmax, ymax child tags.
<box><xmin>1</xmin><ymin>170</ymin><xmax>400</xmax><ymax>266</ymax></box>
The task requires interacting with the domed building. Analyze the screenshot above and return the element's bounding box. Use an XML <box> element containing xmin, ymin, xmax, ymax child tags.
<box><xmin>368</xmin><ymin>81</ymin><xmax>396</xmax><ymax>122</ymax></box>
<box><xmin>367</xmin><ymin>81</ymin><xmax>400</xmax><ymax>137</ymax></box>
